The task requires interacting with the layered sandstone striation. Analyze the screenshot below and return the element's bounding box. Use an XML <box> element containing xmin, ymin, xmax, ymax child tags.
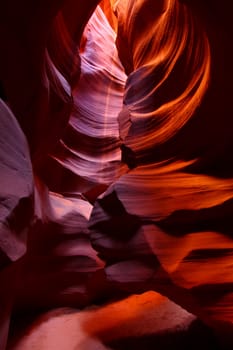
<box><xmin>1</xmin><ymin>0</ymin><xmax>233</xmax><ymax>349</ymax></box>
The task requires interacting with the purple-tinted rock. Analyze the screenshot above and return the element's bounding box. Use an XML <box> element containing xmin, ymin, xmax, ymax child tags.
<box><xmin>0</xmin><ymin>100</ymin><xmax>33</xmax><ymax>266</ymax></box>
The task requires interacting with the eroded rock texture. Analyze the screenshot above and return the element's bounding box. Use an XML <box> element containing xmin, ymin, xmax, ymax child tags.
<box><xmin>42</xmin><ymin>5</ymin><xmax>127</xmax><ymax>195</ymax></box>
<box><xmin>1</xmin><ymin>0</ymin><xmax>233</xmax><ymax>348</ymax></box>
<box><xmin>89</xmin><ymin>0</ymin><xmax>233</xmax><ymax>328</ymax></box>
<box><xmin>13</xmin><ymin>3</ymin><xmax>127</xmax><ymax>312</ymax></box>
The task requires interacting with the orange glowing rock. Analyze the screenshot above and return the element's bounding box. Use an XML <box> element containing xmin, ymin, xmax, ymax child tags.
<box><xmin>89</xmin><ymin>0</ymin><xmax>233</xmax><ymax>329</ymax></box>
<box><xmin>1</xmin><ymin>0</ymin><xmax>233</xmax><ymax>348</ymax></box>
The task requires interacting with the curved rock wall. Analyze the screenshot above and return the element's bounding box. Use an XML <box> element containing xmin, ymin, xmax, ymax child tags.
<box><xmin>89</xmin><ymin>0</ymin><xmax>233</xmax><ymax>325</ymax></box>
<box><xmin>1</xmin><ymin>1</ymin><xmax>233</xmax><ymax>348</ymax></box>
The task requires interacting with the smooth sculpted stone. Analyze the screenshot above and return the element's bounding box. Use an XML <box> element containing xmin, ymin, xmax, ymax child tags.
<box><xmin>89</xmin><ymin>0</ymin><xmax>233</xmax><ymax>334</ymax></box>
<box><xmin>0</xmin><ymin>99</ymin><xmax>33</xmax><ymax>267</ymax></box>
<box><xmin>0</xmin><ymin>0</ymin><xmax>101</xmax><ymax>168</ymax></box>
<box><xmin>43</xmin><ymin>5</ymin><xmax>127</xmax><ymax>195</ymax></box>
<box><xmin>8</xmin><ymin>292</ymin><xmax>218</xmax><ymax>350</ymax></box>
<box><xmin>0</xmin><ymin>99</ymin><xmax>33</xmax><ymax>350</ymax></box>
<box><xmin>15</xmin><ymin>187</ymin><xmax>105</xmax><ymax>311</ymax></box>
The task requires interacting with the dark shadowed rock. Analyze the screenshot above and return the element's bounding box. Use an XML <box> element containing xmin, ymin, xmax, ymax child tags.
<box><xmin>0</xmin><ymin>100</ymin><xmax>33</xmax><ymax>267</ymax></box>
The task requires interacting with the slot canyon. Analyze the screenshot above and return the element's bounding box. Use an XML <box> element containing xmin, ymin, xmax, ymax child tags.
<box><xmin>0</xmin><ymin>0</ymin><xmax>233</xmax><ymax>349</ymax></box>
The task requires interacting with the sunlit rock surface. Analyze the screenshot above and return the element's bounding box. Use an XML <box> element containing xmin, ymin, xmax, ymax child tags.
<box><xmin>90</xmin><ymin>161</ymin><xmax>233</xmax><ymax>323</ymax></box>
<box><xmin>9</xmin><ymin>292</ymin><xmax>218</xmax><ymax>350</ymax></box>
<box><xmin>43</xmin><ymin>5</ymin><xmax>127</xmax><ymax>195</ymax></box>
<box><xmin>13</xmin><ymin>4</ymin><xmax>127</xmax><ymax>312</ymax></box>
<box><xmin>89</xmin><ymin>0</ymin><xmax>233</xmax><ymax>328</ymax></box>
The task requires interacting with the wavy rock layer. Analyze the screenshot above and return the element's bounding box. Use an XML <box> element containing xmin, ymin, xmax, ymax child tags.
<box><xmin>90</xmin><ymin>161</ymin><xmax>233</xmax><ymax>323</ymax></box>
<box><xmin>16</xmin><ymin>6</ymin><xmax>127</xmax><ymax>311</ymax></box>
<box><xmin>15</xmin><ymin>186</ymin><xmax>105</xmax><ymax>310</ymax></box>
<box><xmin>43</xmin><ymin>6</ymin><xmax>127</xmax><ymax>195</ymax></box>
<box><xmin>0</xmin><ymin>100</ymin><xmax>33</xmax><ymax>267</ymax></box>
<box><xmin>89</xmin><ymin>0</ymin><xmax>233</xmax><ymax>328</ymax></box>
<box><xmin>1</xmin><ymin>0</ymin><xmax>233</xmax><ymax>348</ymax></box>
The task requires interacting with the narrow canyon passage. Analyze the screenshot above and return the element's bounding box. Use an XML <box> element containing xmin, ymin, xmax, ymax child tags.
<box><xmin>1</xmin><ymin>1</ymin><xmax>233</xmax><ymax>349</ymax></box>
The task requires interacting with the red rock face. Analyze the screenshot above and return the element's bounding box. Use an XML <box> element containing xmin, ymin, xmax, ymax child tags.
<box><xmin>1</xmin><ymin>0</ymin><xmax>233</xmax><ymax>348</ymax></box>
<box><xmin>89</xmin><ymin>0</ymin><xmax>233</xmax><ymax>326</ymax></box>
